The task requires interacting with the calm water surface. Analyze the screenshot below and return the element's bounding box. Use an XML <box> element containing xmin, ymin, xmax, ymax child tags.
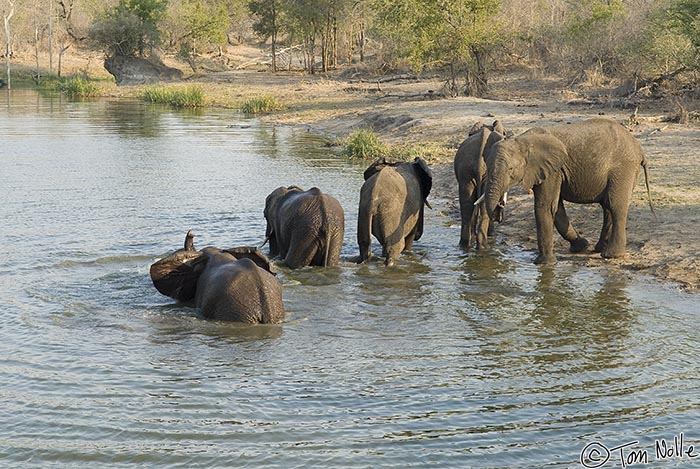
<box><xmin>1</xmin><ymin>89</ymin><xmax>698</xmax><ymax>468</ymax></box>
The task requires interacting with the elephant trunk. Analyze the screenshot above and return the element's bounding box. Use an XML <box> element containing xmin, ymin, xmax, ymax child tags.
<box><xmin>485</xmin><ymin>174</ymin><xmax>507</xmax><ymax>223</ymax></box>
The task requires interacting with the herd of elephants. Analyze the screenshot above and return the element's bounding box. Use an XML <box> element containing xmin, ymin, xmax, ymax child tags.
<box><xmin>150</xmin><ymin>117</ymin><xmax>654</xmax><ymax>324</ymax></box>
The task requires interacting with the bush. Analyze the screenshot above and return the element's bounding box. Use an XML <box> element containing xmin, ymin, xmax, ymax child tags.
<box><xmin>239</xmin><ymin>95</ymin><xmax>285</xmax><ymax>114</ymax></box>
<box><xmin>141</xmin><ymin>85</ymin><xmax>205</xmax><ymax>108</ymax></box>
<box><xmin>341</xmin><ymin>129</ymin><xmax>388</xmax><ymax>159</ymax></box>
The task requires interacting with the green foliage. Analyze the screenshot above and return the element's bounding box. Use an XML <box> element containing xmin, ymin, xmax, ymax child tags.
<box><xmin>341</xmin><ymin>129</ymin><xmax>388</xmax><ymax>159</ymax></box>
<box><xmin>141</xmin><ymin>85</ymin><xmax>206</xmax><ymax>107</ymax></box>
<box><xmin>373</xmin><ymin>0</ymin><xmax>502</xmax><ymax>96</ymax></box>
<box><xmin>667</xmin><ymin>0</ymin><xmax>700</xmax><ymax>69</ymax></box>
<box><xmin>89</xmin><ymin>0</ymin><xmax>168</xmax><ymax>57</ymax></box>
<box><xmin>40</xmin><ymin>77</ymin><xmax>102</xmax><ymax>98</ymax></box>
<box><xmin>239</xmin><ymin>95</ymin><xmax>285</xmax><ymax>114</ymax></box>
<box><xmin>180</xmin><ymin>0</ymin><xmax>230</xmax><ymax>46</ymax></box>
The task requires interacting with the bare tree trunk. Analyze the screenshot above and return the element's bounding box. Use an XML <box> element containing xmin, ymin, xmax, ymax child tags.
<box><xmin>58</xmin><ymin>40</ymin><xmax>69</xmax><ymax>78</ymax></box>
<box><xmin>3</xmin><ymin>0</ymin><xmax>14</xmax><ymax>90</ymax></box>
<box><xmin>35</xmin><ymin>24</ymin><xmax>41</xmax><ymax>84</ymax></box>
<box><xmin>48</xmin><ymin>0</ymin><xmax>53</xmax><ymax>76</ymax></box>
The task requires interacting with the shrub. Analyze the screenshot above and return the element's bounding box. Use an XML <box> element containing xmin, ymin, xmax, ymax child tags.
<box><xmin>341</xmin><ymin>129</ymin><xmax>388</xmax><ymax>159</ymax></box>
<box><xmin>239</xmin><ymin>95</ymin><xmax>285</xmax><ymax>114</ymax></box>
<box><xmin>141</xmin><ymin>85</ymin><xmax>205</xmax><ymax>108</ymax></box>
<box><xmin>57</xmin><ymin>77</ymin><xmax>101</xmax><ymax>98</ymax></box>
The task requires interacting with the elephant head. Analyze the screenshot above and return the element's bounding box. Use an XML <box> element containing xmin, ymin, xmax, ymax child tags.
<box><xmin>482</xmin><ymin>128</ymin><xmax>567</xmax><ymax>222</ymax></box>
<box><xmin>263</xmin><ymin>185</ymin><xmax>303</xmax><ymax>256</ymax></box>
<box><xmin>150</xmin><ymin>231</ymin><xmax>283</xmax><ymax>323</ymax></box>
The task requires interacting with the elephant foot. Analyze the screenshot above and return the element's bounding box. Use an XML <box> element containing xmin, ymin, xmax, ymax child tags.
<box><xmin>384</xmin><ymin>257</ymin><xmax>396</xmax><ymax>267</ymax></box>
<box><xmin>534</xmin><ymin>253</ymin><xmax>557</xmax><ymax>265</ymax></box>
<box><xmin>594</xmin><ymin>240</ymin><xmax>606</xmax><ymax>253</ymax></box>
<box><xmin>459</xmin><ymin>239</ymin><xmax>472</xmax><ymax>251</ymax></box>
<box><xmin>601</xmin><ymin>247</ymin><xmax>625</xmax><ymax>259</ymax></box>
<box><xmin>569</xmin><ymin>237</ymin><xmax>590</xmax><ymax>253</ymax></box>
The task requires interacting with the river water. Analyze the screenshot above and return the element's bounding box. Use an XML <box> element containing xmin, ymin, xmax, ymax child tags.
<box><xmin>1</xmin><ymin>89</ymin><xmax>698</xmax><ymax>468</ymax></box>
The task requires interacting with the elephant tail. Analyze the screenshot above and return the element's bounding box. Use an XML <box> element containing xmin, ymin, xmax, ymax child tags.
<box><xmin>641</xmin><ymin>158</ymin><xmax>656</xmax><ymax>219</ymax></box>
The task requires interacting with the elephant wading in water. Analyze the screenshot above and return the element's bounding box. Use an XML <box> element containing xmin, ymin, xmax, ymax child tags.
<box><xmin>150</xmin><ymin>231</ymin><xmax>285</xmax><ymax>323</ymax></box>
<box><xmin>264</xmin><ymin>186</ymin><xmax>345</xmax><ymax>268</ymax></box>
<box><xmin>454</xmin><ymin>120</ymin><xmax>506</xmax><ymax>249</ymax></box>
<box><xmin>357</xmin><ymin>157</ymin><xmax>433</xmax><ymax>267</ymax></box>
<box><xmin>479</xmin><ymin>118</ymin><xmax>654</xmax><ymax>264</ymax></box>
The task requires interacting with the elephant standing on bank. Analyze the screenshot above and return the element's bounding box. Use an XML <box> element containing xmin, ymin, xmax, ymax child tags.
<box><xmin>357</xmin><ymin>157</ymin><xmax>433</xmax><ymax>267</ymax></box>
<box><xmin>264</xmin><ymin>186</ymin><xmax>345</xmax><ymax>268</ymax></box>
<box><xmin>150</xmin><ymin>231</ymin><xmax>285</xmax><ymax>323</ymax></box>
<box><xmin>454</xmin><ymin>120</ymin><xmax>506</xmax><ymax>249</ymax></box>
<box><xmin>480</xmin><ymin>118</ymin><xmax>654</xmax><ymax>264</ymax></box>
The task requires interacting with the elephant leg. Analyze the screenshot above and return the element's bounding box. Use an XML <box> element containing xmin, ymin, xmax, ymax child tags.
<box><xmin>404</xmin><ymin>228</ymin><xmax>417</xmax><ymax>252</ymax></box>
<box><xmin>458</xmin><ymin>179</ymin><xmax>477</xmax><ymax>249</ymax></box>
<box><xmin>595</xmin><ymin>204</ymin><xmax>612</xmax><ymax>252</ymax></box>
<box><xmin>384</xmin><ymin>231</ymin><xmax>405</xmax><ymax>267</ymax></box>
<box><xmin>475</xmin><ymin>203</ymin><xmax>490</xmax><ymax>249</ymax></box>
<box><xmin>285</xmin><ymin>231</ymin><xmax>319</xmax><ymax>268</ymax></box>
<box><xmin>533</xmin><ymin>184</ymin><xmax>559</xmax><ymax>264</ymax></box>
<box><xmin>554</xmin><ymin>198</ymin><xmax>589</xmax><ymax>253</ymax></box>
<box><xmin>357</xmin><ymin>210</ymin><xmax>373</xmax><ymax>263</ymax></box>
<box><xmin>602</xmin><ymin>184</ymin><xmax>632</xmax><ymax>258</ymax></box>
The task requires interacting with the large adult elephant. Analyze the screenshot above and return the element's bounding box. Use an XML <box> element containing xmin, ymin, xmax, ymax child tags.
<box><xmin>150</xmin><ymin>230</ymin><xmax>285</xmax><ymax>323</ymax></box>
<box><xmin>357</xmin><ymin>157</ymin><xmax>433</xmax><ymax>267</ymax></box>
<box><xmin>264</xmin><ymin>186</ymin><xmax>345</xmax><ymax>268</ymax></box>
<box><xmin>454</xmin><ymin>120</ymin><xmax>506</xmax><ymax>249</ymax></box>
<box><xmin>480</xmin><ymin>118</ymin><xmax>653</xmax><ymax>264</ymax></box>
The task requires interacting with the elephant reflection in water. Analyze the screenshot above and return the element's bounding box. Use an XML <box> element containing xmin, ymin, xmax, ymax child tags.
<box><xmin>150</xmin><ymin>231</ymin><xmax>285</xmax><ymax>324</ymax></box>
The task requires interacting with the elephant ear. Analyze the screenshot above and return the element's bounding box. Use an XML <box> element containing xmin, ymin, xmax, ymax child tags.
<box><xmin>413</xmin><ymin>157</ymin><xmax>433</xmax><ymax>199</ymax></box>
<box><xmin>468</xmin><ymin>121</ymin><xmax>485</xmax><ymax>136</ymax></box>
<box><xmin>491</xmin><ymin>120</ymin><xmax>505</xmax><ymax>136</ymax></box>
<box><xmin>521</xmin><ymin>130</ymin><xmax>568</xmax><ymax>191</ymax></box>
<box><xmin>485</xmin><ymin>128</ymin><xmax>504</xmax><ymax>149</ymax></box>
<box><xmin>223</xmin><ymin>246</ymin><xmax>277</xmax><ymax>274</ymax></box>
<box><xmin>150</xmin><ymin>248</ymin><xmax>207</xmax><ymax>301</ymax></box>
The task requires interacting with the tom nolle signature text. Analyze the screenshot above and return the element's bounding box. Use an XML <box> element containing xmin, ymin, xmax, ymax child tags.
<box><xmin>580</xmin><ymin>433</ymin><xmax>698</xmax><ymax>468</ymax></box>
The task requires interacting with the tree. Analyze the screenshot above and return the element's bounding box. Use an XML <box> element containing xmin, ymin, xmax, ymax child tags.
<box><xmin>170</xmin><ymin>0</ymin><xmax>231</xmax><ymax>71</ymax></box>
<box><xmin>89</xmin><ymin>0</ymin><xmax>167</xmax><ymax>58</ymax></box>
<box><xmin>249</xmin><ymin>0</ymin><xmax>281</xmax><ymax>71</ymax></box>
<box><xmin>373</xmin><ymin>0</ymin><xmax>502</xmax><ymax>96</ymax></box>
<box><xmin>667</xmin><ymin>0</ymin><xmax>700</xmax><ymax>70</ymax></box>
<box><xmin>3</xmin><ymin>0</ymin><xmax>14</xmax><ymax>89</ymax></box>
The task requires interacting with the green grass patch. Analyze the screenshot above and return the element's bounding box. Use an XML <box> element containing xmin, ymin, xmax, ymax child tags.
<box><xmin>38</xmin><ymin>76</ymin><xmax>101</xmax><ymax>98</ymax></box>
<box><xmin>141</xmin><ymin>85</ymin><xmax>205</xmax><ymax>108</ymax></box>
<box><xmin>341</xmin><ymin>129</ymin><xmax>388</xmax><ymax>159</ymax></box>
<box><xmin>239</xmin><ymin>95</ymin><xmax>285</xmax><ymax>114</ymax></box>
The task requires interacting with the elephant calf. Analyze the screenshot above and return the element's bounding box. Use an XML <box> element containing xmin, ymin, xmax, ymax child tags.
<box><xmin>454</xmin><ymin>120</ymin><xmax>506</xmax><ymax>249</ymax></box>
<box><xmin>150</xmin><ymin>231</ymin><xmax>285</xmax><ymax>323</ymax></box>
<box><xmin>264</xmin><ymin>186</ymin><xmax>345</xmax><ymax>268</ymax></box>
<box><xmin>357</xmin><ymin>157</ymin><xmax>433</xmax><ymax>267</ymax></box>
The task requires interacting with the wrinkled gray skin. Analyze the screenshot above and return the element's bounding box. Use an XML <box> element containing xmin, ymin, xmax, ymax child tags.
<box><xmin>264</xmin><ymin>186</ymin><xmax>345</xmax><ymax>268</ymax></box>
<box><xmin>150</xmin><ymin>231</ymin><xmax>285</xmax><ymax>323</ymax></box>
<box><xmin>357</xmin><ymin>157</ymin><xmax>433</xmax><ymax>267</ymax></box>
<box><xmin>483</xmin><ymin>118</ymin><xmax>654</xmax><ymax>264</ymax></box>
<box><xmin>453</xmin><ymin>120</ymin><xmax>506</xmax><ymax>249</ymax></box>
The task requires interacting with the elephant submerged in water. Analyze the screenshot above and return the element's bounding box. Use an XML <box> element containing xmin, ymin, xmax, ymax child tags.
<box><xmin>479</xmin><ymin>118</ymin><xmax>654</xmax><ymax>264</ymax></box>
<box><xmin>357</xmin><ymin>157</ymin><xmax>433</xmax><ymax>267</ymax></box>
<box><xmin>264</xmin><ymin>186</ymin><xmax>345</xmax><ymax>268</ymax></box>
<box><xmin>454</xmin><ymin>120</ymin><xmax>506</xmax><ymax>249</ymax></box>
<box><xmin>150</xmin><ymin>231</ymin><xmax>285</xmax><ymax>323</ymax></box>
